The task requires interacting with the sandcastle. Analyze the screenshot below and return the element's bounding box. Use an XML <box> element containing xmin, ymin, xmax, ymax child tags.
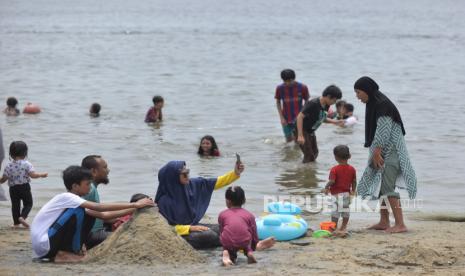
<box><xmin>88</xmin><ymin>207</ymin><xmax>206</xmax><ymax>265</ymax></box>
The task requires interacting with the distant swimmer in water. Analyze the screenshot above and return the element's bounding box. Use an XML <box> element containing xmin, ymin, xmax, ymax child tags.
<box><xmin>4</xmin><ymin>97</ymin><xmax>20</xmax><ymax>116</ymax></box>
<box><xmin>198</xmin><ymin>135</ymin><xmax>220</xmax><ymax>157</ymax></box>
<box><xmin>89</xmin><ymin>103</ymin><xmax>101</xmax><ymax>117</ymax></box>
<box><xmin>145</xmin><ymin>95</ymin><xmax>164</xmax><ymax>123</ymax></box>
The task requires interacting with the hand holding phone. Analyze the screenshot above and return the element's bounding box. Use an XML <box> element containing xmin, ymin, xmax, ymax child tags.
<box><xmin>235</xmin><ymin>153</ymin><xmax>241</xmax><ymax>164</ymax></box>
<box><xmin>234</xmin><ymin>153</ymin><xmax>244</xmax><ymax>176</ymax></box>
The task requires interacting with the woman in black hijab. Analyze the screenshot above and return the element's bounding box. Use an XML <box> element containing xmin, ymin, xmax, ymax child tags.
<box><xmin>354</xmin><ymin>76</ymin><xmax>417</xmax><ymax>234</ymax></box>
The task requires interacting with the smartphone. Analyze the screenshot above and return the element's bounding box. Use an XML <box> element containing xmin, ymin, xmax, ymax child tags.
<box><xmin>235</xmin><ymin>153</ymin><xmax>241</xmax><ymax>164</ymax></box>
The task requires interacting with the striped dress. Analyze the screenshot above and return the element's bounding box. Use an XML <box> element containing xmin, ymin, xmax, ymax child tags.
<box><xmin>357</xmin><ymin>116</ymin><xmax>417</xmax><ymax>199</ymax></box>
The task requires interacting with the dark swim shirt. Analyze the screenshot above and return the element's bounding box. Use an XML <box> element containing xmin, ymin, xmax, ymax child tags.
<box><xmin>301</xmin><ymin>97</ymin><xmax>328</xmax><ymax>133</ymax></box>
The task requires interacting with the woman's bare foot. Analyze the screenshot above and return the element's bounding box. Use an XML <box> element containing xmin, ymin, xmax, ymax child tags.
<box><xmin>222</xmin><ymin>250</ymin><xmax>233</xmax><ymax>267</ymax></box>
<box><xmin>18</xmin><ymin>217</ymin><xmax>30</xmax><ymax>228</ymax></box>
<box><xmin>256</xmin><ymin>237</ymin><xmax>276</xmax><ymax>250</ymax></box>
<box><xmin>385</xmin><ymin>224</ymin><xmax>407</xmax><ymax>234</ymax></box>
<box><xmin>368</xmin><ymin>222</ymin><xmax>390</xmax><ymax>230</ymax></box>
<box><xmin>247</xmin><ymin>252</ymin><xmax>257</xmax><ymax>264</ymax></box>
<box><xmin>53</xmin><ymin>251</ymin><xmax>86</xmax><ymax>263</ymax></box>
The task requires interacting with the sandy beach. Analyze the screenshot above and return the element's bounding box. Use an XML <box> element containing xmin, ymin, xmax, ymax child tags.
<box><xmin>1</xmin><ymin>210</ymin><xmax>464</xmax><ymax>276</ymax></box>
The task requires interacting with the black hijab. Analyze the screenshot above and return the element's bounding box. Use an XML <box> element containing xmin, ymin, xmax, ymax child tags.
<box><xmin>354</xmin><ymin>76</ymin><xmax>405</xmax><ymax>148</ymax></box>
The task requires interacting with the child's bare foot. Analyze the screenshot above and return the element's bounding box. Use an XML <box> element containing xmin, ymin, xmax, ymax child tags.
<box><xmin>247</xmin><ymin>252</ymin><xmax>257</xmax><ymax>264</ymax></box>
<box><xmin>18</xmin><ymin>217</ymin><xmax>30</xmax><ymax>228</ymax></box>
<box><xmin>385</xmin><ymin>225</ymin><xmax>407</xmax><ymax>234</ymax></box>
<box><xmin>333</xmin><ymin>230</ymin><xmax>348</xmax><ymax>238</ymax></box>
<box><xmin>53</xmin><ymin>251</ymin><xmax>86</xmax><ymax>263</ymax></box>
<box><xmin>368</xmin><ymin>222</ymin><xmax>390</xmax><ymax>230</ymax></box>
<box><xmin>222</xmin><ymin>250</ymin><xmax>233</xmax><ymax>267</ymax></box>
<box><xmin>256</xmin><ymin>237</ymin><xmax>276</xmax><ymax>250</ymax></box>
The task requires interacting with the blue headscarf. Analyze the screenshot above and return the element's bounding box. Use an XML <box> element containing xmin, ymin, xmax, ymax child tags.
<box><xmin>155</xmin><ymin>161</ymin><xmax>217</xmax><ymax>225</ymax></box>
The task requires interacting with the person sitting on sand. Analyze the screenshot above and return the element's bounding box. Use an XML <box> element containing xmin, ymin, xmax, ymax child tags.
<box><xmin>0</xmin><ymin>141</ymin><xmax>48</xmax><ymax>229</ymax></box>
<box><xmin>354</xmin><ymin>76</ymin><xmax>417</xmax><ymax>233</ymax></box>
<box><xmin>145</xmin><ymin>95</ymin><xmax>164</xmax><ymax>123</ymax></box>
<box><xmin>4</xmin><ymin>97</ymin><xmax>20</xmax><ymax>116</ymax></box>
<box><xmin>198</xmin><ymin>135</ymin><xmax>220</xmax><ymax>157</ymax></box>
<box><xmin>219</xmin><ymin>186</ymin><xmax>270</xmax><ymax>266</ymax></box>
<box><xmin>323</xmin><ymin>145</ymin><xmax>356</xmax><ymax>233</ymax></box>
<box><xmin>30</xmin><ymin>166</ymin><xmax>154</xmax><ymax>263</ymax></box>
<box><xmin>155</xmin><ymin>160</ymin><xmax>276</xmax><ymax>251</ymax></box>
<box><xmin>81</xmin><ymin>155</ymin><xmax>136</xmax><ymax>249</ymax></box>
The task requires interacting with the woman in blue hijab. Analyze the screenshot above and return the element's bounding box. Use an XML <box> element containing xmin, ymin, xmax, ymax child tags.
<box><xmin>155</xmin><ymin>160</ymin><xmax>244</xmax><ymax>249</ymax></box>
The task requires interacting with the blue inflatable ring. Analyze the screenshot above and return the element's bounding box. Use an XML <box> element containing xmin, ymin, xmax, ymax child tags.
<box><xmin>256</xmin><ymin>202</ymin><xmax>308</xmax><ymax>241</ymax></box>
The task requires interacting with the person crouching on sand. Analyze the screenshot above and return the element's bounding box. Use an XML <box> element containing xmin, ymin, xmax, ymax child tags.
<box><xmin>218</xmin><ymin>186</ymin><xmax>275</xmax><ymax>266</ymax></box>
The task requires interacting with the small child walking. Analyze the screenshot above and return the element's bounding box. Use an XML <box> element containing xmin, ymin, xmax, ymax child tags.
<box><xmin>0</xmin><ymin>141</ymin><xmax>48</xmax><ymax>228</ymax></box>
<box><xmin>218</xmin><ymin>186</ymin><xmax>259</xmax><ymax>266</ymax></box>
<box><xmin>144</xmin><ymin>95</ymin><xmax>164</xmax><ymax>123</ymax></box>
<box><xmin>324</xmin><ymin>145</ymin><xmax>357</xmax><ymax>233</ymax></box>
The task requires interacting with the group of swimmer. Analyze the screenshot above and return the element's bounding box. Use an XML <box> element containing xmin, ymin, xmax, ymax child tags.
<box><xmin>0</xmin><ymin>73</ymin><xmax>417</xmax><ymax>266</ymax></box>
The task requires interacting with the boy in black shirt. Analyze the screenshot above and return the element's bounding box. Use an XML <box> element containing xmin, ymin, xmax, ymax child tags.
<box><xmin>295</xmin><ymin>85</ymin><xmax>343</xmax><ymax>163</ymax></box>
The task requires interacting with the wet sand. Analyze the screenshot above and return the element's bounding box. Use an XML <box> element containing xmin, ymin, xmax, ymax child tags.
<box><xmin>1</xmin><ymin>212</ymin><xmax>464</xmax><ymax>276</ymax></box>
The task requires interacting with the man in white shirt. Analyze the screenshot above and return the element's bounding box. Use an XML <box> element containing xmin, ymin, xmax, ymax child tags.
<box><xmin>30</xmin><ymin>166</ymin><xmax>154</xmax><ymax>263</ymax></box>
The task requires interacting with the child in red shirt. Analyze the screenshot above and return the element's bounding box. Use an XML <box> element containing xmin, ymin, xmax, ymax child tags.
<box><xmin>323</xmin><ymin>145</ymin><xmax>357</xmax><ymax>233</ymax></box>
<box><xmin>144</xmin><ymin>96</ymin><xmax>164</xmax><ymax>123</ymax></box>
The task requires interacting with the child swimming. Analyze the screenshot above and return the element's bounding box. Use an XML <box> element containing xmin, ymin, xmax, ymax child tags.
<box><xmin>89</xmin><ymin>103</ymin><xmax>101</xmax><ymax>117</ymax></box>
<box><xmin>341</xmin><ymin>103</ymin><xmax>358</xmax><ymax>127</ymax></box>
<box><xmin>145</xmin><ymin>95</ymin><xmax>164</xmax><ymax>123</ymax></box>
<box><xmin>4</xmin><ymin>97</ymin><xmax>20</xmax><ymax>116</ymax></box>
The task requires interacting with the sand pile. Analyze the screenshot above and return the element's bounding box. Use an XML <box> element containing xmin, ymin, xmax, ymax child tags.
<box><xmin>389</xmin><ymin>242</ymin><xmax>456</xmax><ymax>267</ymax></box>
<box><xmin>88</xmin><ymin>207</ymin><xmax>206</xmax><ymax>265</ymax></box>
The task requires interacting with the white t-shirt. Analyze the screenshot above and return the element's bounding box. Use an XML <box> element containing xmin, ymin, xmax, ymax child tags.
<box><xmin>30</xmin><ymin>192</ymin><xmax>86</xmax><ymax>257</ymax></box>
<box><xmin>344</xmin><ymin>116</ymin><xmax>358</xmax><ymax>127</ymax></box>
<box><xmin>3</xmin><ymin>159</ymin><xmax>34</xmax><ymax>186</ymax></box>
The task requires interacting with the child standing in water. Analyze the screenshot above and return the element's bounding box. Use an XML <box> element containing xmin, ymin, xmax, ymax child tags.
<box><xmin>0</xmin><ymin>141</ymin><xmax>48</xmax><ymax>228</ymax></box>
<box><xmin>323</xmin><ymin>145</ymin><xmax>356</xmax><ymax>233</ymax></box>
<box><xmin>4</xmin><ymin>97</ymin><xmax>20</xmax><ymax>116</ymax></box>
<box><xmin>218</xmin><ymin>186</ymin><xmax>275</xmax><ymax>266</ymax></box>
<box><xmin>144</xmin><ymin>95</ymin><xmax>164</xmax><ymax>123</ymax></box>
<box><xmin>197</xmin><ymin>135</ymin><xmax>220</xmax><ymax>157</ymax></box>
<box><xmin>275</xmin><ymin>69</ymin><xmax>310</xmax><ymax>142</ymax></box>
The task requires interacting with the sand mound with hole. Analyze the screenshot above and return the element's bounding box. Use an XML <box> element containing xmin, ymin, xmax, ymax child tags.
<box><xmin>88</xmin><ymin>207</ymin><xmax>206</xmax><ymax>265</ymax></box>
<box><xmin>389</xmin><ymin>242</ymin><xmax>455</xmax><ymax>267</ymax></box>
